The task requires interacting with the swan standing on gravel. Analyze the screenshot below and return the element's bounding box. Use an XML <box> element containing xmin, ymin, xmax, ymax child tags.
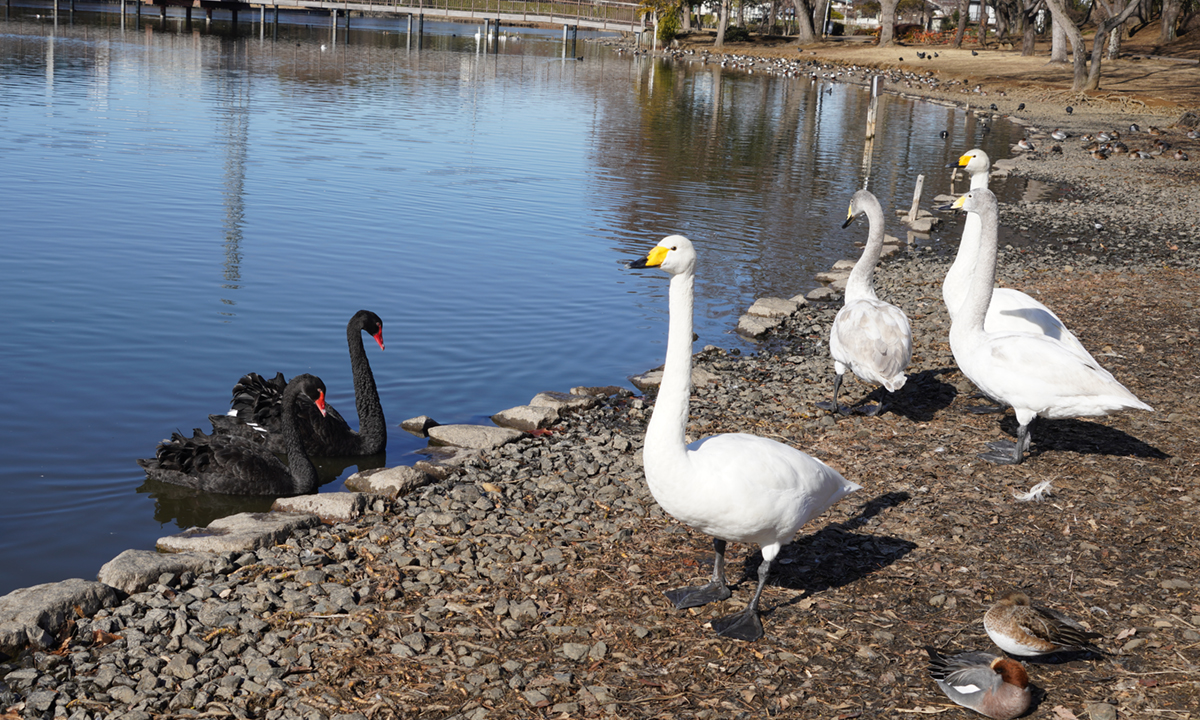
<box><xmin>210</xmin><ymin>310</ymin><xmax>386</xmax><ymax>457</ymax></box>
<box><xmin>948</xmin><ymin>190</ymin><xmax>1152</xmax><ymax>464</ymax></box>
<box><xmin>628</xmin><ymin>235</ymin><xmax>861</xmax><ymax>640</ymax></box>
<box><xmin>817</xmin><ymin>190</ymin><xmax>912</xmax><ymax>415</ymax></box>
<box><xmin>946</xmin><ymin>150</ymin><xmax>1094</xmax><ymax>363</ymax></box>
<box><xmin>139</xmin><ymin>375</ymin><xmax>328</xmax><ymax>496</ymax></box>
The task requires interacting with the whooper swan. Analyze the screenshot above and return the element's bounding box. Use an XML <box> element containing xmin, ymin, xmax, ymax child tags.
<box><xmin>628</xmin><ymin>235</ymin><xmax>861</xmax><ymax>640</ymax></box>
<box><xmin>817</xmin><ymin>190</ymin><xmax>912</xmax><ymax>415</ymax></box>
<box><xmin>948</xmin><ymin>190</ymin><xmax>1152</xmax><ymax>465</ymax></box>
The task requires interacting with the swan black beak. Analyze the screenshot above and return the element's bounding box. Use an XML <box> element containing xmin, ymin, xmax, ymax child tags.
<box><xmin>937</xmin><ymin>203</ymin><xmax>958</xmax><ymax>212</ymax></box>
<box><xmin>627</xmin><ymin>257</ymin><xmax>649</xmax><ymax>269</ymax></box>
<box><xmin>841</xmin><ymin>214</ymin><xmax>857</xmax><ymax>229</ymax></box>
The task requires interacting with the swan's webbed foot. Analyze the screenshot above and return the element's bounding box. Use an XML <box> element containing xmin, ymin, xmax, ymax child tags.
<box><xmin>979</xmin><ymin>441</ymin><xmax>1024</xmax><ymax>465</ymax></box>
<box><xmin>815</xmin><ymin>401</ymin><xmax>854</xmax><ymax>415</ymax></box>
<box><xmin>711</xmin><ymin>608</ymin><xmax>764</xmax><ymax>641</ymax></box>
<box><xmin>665</xmin><ymin>581</ymin><xmax>731</xmax><ymax>610</ymax></box>
<box><xmin>856</xmin><ymin>401</ymin><xmax>886</xmax><ymax>416</ymax></box>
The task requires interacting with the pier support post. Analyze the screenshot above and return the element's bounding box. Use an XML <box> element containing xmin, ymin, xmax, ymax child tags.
<box><xmin>159</xmin><ymin>3</ymin><xmax>166</xmax><ymax>25</ymax></box>
<box><xmin>185</xmin><ymin>4</ymin><xmax>191</xmax><ymax>28</ymax></box>
<box><xmin>273</xmin><ymin>5</ymin><xmax>278</xmax><ymax>39</ymax></box>
<box><xmin>230</xmin><ymin>8</ymin><xmax>237</xmax><ymax>28</ymax></box>
<box><xmin>417</xmin><ymin>13</ymin><xmax>423</xmax><ymax>48</ymax></box>
<box><xmin>329</xmin><ymin>8</ymin><xmax>336</xmax><ymax>44</ymax></box>
<box><xmin>907</xmin><ymin>175</ymin><xmax>925</xmax><ymax>223</ymax></box>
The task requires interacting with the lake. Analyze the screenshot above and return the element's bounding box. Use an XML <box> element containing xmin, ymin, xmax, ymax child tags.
<box><xmin>0</xmin><ymin>5</ymin><xmax>1024</xmax><ymax>595</ymax></box>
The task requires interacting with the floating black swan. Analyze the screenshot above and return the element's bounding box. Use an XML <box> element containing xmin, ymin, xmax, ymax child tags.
<box><xmin>210</xmin><ymin>310</ymin><xmax>386</xmax><ymax>457</ymax></box>
<box><xmin>139</xmin><ymin>374</ymin><xmax>327</xmax><ymax>496</ymax></box>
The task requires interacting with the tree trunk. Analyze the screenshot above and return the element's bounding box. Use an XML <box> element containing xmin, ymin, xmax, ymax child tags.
<box><xmin>793</xmin><ymin>0</ymin><xmax>817</xmax><ymax>43</ymax></box>
<box><xmin>682</xmin><ymin>0</ymin><xmax>692</xmax><ymax>32</ymax></box>
<box><xmin>715</xmin><ymin>0</ymin><xmax>730</xmax><ymax>46</ymax></box>
<box><xmin>878</xmin><ymin>0</ymin><xmax>899</xmax><ymax>45</ymax></box>
<box><xmin>737</xmin><ymin>0</ymin><xmax>746</xmax><ymax>27</ymax></box>
<box><xmin>1049</xmin><ymin>10</ymin><xmax>1068</xmax><ymax>61</ymax></box>
<box><xmin>1084</xmin><ymin>0</ymin><xmax>1140</xmax><ymax>89</ymax></box>
<box><xmin>978</xmin><ymin>0</ymin><xmax>990</xmax><ymax>45</ymax></box>
<box><xmin>1020</xmin><ymin>0</ymin><xmax>1038</xmax><ymax>55</ymax></box>
<box><xmin>1044</xmin><ymin>0</ymin><xmax>1087</xmax><ymax>87</ymax></box>
<box><xmin>1160</xmin><ymin>0</ymin><xmax>1181</xmax><ymax>43</ymax></box>
<box><xmin>813</xmin><ymin>0</ymin><xmax>830</xmax><ymax>37</ymax></box>
<box><xmin>952</xmin><ymin>0</ymin><xmax>969</xmax><ymax>46</ymax></box>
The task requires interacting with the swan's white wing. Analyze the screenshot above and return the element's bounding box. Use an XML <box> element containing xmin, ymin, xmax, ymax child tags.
<box><xmin>830</xmin><ymin>299</ymin><xmax>912</xmax><ymax>390</ymax></box>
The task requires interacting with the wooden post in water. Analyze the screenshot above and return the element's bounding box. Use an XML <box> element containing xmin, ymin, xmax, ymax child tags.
<box><xmin>861</xmin><ymin>75</ymin><xmax>882</xmax><ymax>182</ymax></box>
<box><xmin>330</xmin><ymin>9</ymin><xmax>336</xmax><ymax>44</ymax></box>
<box><xmin>493</xmin><ymin>18</ymin><xmax>500</xmax><ymax>52</ymax></box>
<box><xmin>417</xmin><ymin>13</ymin><xmax>424</xmax><ymax>48</ymax></box>
<box><xmin>907</xmin><ymin>175</ymin><xmax>925</xmax><ymax>222</ymax></box>
<box><xmin>185</xmin><ymin>4</ymin><xmax>191</xmax><ymax>28</ymax></box>
<box><xmin>273</xmin><ymin>5</ymin><xmax>279</xmax><ymax>40</ymax></box>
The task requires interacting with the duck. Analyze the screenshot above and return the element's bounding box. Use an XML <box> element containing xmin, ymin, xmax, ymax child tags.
<box><xmin>1015</xmin><ymin>138</ymin><xmax>1035</xmax><ymax>152</ymax></box>
<box><xmin>1050</xmin><ymin>128</ymin><xmax>1069</xmax><ymax>141</ymax></box>
<box><xmin>210</xmin><ymin>310</ymin><xmax>386</xmax><ymax>457</ymax></box>
<box><xmin>948</xmin><ymin>189</ymin><xmax>1153</xmax><ymax>464</ymax></box>
<box><xmin>984</xmin><ymin>590</ymin><xmax>1104</xmax><ymax>656</ymax></box>
<box><xmin>139</xmin><ymin>374</ymin><xmax>327</xmax><ymax>496</ymax></box>
<box><xmin>925</xmin><ymin>647</ymin><xmax>1032</xmax><ymax>720</ymax></box>
<box><xmin>817</xmin><ymin>191</ymin><xmax>912</xmax><ymax>415</ymax></box>
<box><xmin>627</xmin><ymin>235</ymin><xmax>861</xmax><ymax>641</ymax></box>
<box><xmin>945</xmin><ymin>151</ymin><xmax>1095</xmax><ymax>365</ymax></box>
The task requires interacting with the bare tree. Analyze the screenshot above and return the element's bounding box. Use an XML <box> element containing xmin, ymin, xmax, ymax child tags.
<box><xmin>1049</xmin><ymin>10</ymin><xmax>1069</xmax><ymax>61</ymax></box>
<box><xmin>1084</xmin><ymin>0</ymin><xmax>1140</xmax><ymax>88</ymax></box>
<box><xmin>1045</xmin><ymin>0</ymin><xmax>1140</xmax><ymax>90</ymax></box>
<box><xmin>878</xmin><ymin>0</ymin><xmax>900</xmax><ymax>44</ymax></box>
<box><xmin>793</xmin><ymin>0</ymin><xmax>819</xmax><ymax>42</ymax></box>
<box><xmin>1160</xmin><ymin>0</ymin><xmax>1182</xmax><ymax>43</ymax></box>
<box><xmin>715</xmin><ymin>0</ymin><xmax>731</xmax><ymax>45</ymax></box>
<box><xmin>1044</xmin><ymin>0</ymin><xmax>1087</xmax><ymax>85</ymax></box>
<box><xmin>952</xmin><ymin>0</ymin><xmax>970</xmax><ymax>47</ymax></box>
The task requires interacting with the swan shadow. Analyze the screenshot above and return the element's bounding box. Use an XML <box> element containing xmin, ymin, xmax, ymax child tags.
<box><xmin>991</xmin><ymin>415</ymin><xmax>1168</xmax><ymax>461</ymax></box>
<box><xmin>726</xmin><ymin>491</ymin><xmax>917</xmax><ymax>610</ymax></box>
<box><xmin>886</xmin><ymin>368</ymin><xmax>959</xmax><ymax>422</ymax></box>
<box><xmin>137</xmin><ymin>452</ymin><xmax>386</xmax><ymax>529</ymax></box>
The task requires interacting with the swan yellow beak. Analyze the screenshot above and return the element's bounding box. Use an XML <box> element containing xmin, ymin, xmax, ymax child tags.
<box><xmin>629</xmin><ymin>245</ymin><xmax>669</xmax><ymax>269</ymax></box>
<box><xmin>842</xmin><ymin>202</ymin><xmax>857</xmax><ymax>229</ymax></box>
<box><xmin>951</xmin><ymin>194</ymin><xmax>968</xmax><ymax>209</ymax></box>
<box><xmin>957</xmin><ymin>153</ymin><xmax>973</xmax><ymax>167</ymax></box>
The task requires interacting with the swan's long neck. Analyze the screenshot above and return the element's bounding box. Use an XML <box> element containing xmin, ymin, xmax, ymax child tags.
<box><xmin>645</xmin><ymin>270</ymin><xmax>695</xmax><ymax>475</ymax></box>
<box><xmin>281</xmin><ymin>387</ymin><xmax>319</xmax><ymax>494</ymax></box>
<box><xmin>943</xmin><ymin>170</ymin><xmax>989</xmax><ymax>319</ymax></box>
<box><xmin>952</xmin><ymin>198</ymin><xmax>998</xmax><ymax>345</ymax></box>
<box><xmin>348</xmin><ymin>325</ymin><xmax>386</xmax><ymax>454</ymax></box>
<box><xmin>845</xmin><ymin>198</ymin><xmax>885</xmax><ymax>302</ymax></box>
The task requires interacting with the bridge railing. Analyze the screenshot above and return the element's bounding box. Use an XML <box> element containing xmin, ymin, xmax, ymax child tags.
<box><xmin>364</xmin><ymin>0</ymin><xmax>642</xmax><ymax>28</ymax></box>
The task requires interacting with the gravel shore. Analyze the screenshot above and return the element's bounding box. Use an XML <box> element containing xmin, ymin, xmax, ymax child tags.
<box><xmin>3</xmin><ymin>48</ymin><xmax>1199</xmax><ymax>720</ymax></box>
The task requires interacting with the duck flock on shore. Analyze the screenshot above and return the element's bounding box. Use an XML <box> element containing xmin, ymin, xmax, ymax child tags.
<box><xmin>138</xmin><ymin>138</ymin><xmax>1151</xmax><ymax>715</ymax></box>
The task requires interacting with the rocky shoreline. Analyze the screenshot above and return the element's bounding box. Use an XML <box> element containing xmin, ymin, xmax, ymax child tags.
<box><xmin>3</xmin><ymin>63</ymin><xmax>1199</xmax><ymax>719</ymax></box>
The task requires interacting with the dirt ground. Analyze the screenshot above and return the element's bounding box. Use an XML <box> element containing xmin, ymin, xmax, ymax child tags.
<box><xmin>669</xmin><ymin>19</ymin><xmax>1200</xmax><ymax>129</ymax></box>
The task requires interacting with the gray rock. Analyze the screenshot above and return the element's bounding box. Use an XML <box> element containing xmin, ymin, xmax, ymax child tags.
<box><xmin>529</xmin><ymin>391</ymin><xmax>600</xmax><ymax>412</ymax></box>
<box><xmin>400</xmin><ymin>415</ymin><xmax>439</xmax><ymax>436</ymax></box>
<box><xmin>806</xmin><ymin>286</ymin><xmax>839</xmax><ymax>301</ymax></box>
<box><xmin>0</xmin><ymin>579</ymin><xmax>121</xmax><ymax>654</ymax></box>
<box><xmin>629</xmin><ymin>365</ymin><xmax>719</xmax><ymax>391</ymax></box>
<box><xmin>156</xmin><ymin>512</ymin><xmax>321</xmax><ymax>555</ymax></box>
<box><xmin>427</xmin><ymin>424</ymin><xmax>524</xmax><ymax>450</ymax></box>
<box><xmin>96</xmin><ymin>550</ymin><xmax>212</xmax><ymax>595</ymax></box>
<box><xmin>746</xmin><ymin>296</ymin><xmax>798</xmax><ymax>318</ymax></box>
<box><xmin>814</xmin><ymin>269</ymin><xmax>850</xmax><ymax>283</ymax></box>
<box><xmin>272</xmin><ymin>493</ymin><xmax>371</xmax><ymax>522</ymax></box>
<box><xmin>345</xmin><ymin>465</ymin><xmax>433</xmax><ymax>498</ymax></box>
<box><xmin>570</xmin><ymin>386</ymin><xmax>630</xmax><ymax>398</ymax></box>
<box><xmin>1086</xmin><ymin>702</ymin><xmax>1118</xmax><ymax>720</ymax></box>
<box><xmin>736</xmin><ymin>313</ymin><xmax>783</xmax><ymax>339</ymax></box>
<box><xmin>491</xmin><ymin>404</ymin><xmax>559</xmax><ymax>432</ymax></box>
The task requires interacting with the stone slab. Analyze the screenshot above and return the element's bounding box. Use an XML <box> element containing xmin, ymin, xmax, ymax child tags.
<box><xmin>0</xmin><ymin>579</ymin><xmax>121</xmax><ymax>655</ymax></box>
<box><xmin>96</xmin><ymin>550</ymin><xmax>213</xmax><ymax>596</ymax></box>
<box><xmin>492</xmin><ymin>404</ymin><xmax>559</xmax><ymax>433</ymax></box>
<box><xmin>345</xmin><ymin>465</ymin><xmax>434</xmax><ymax>498</ymax></box>
<box><xmin>273</xmin><ymin>492</ymin><xmax>371</xmax><ymax>522</ymax></box>
<box><xmin>427</xmin><ymin>424</ymin><xmax>524</xmax><ymax>450</ymax></box>
<box><xmin>746</xmin><ymin>296</ymin><xmax>798</xmax><ymax>318</ymax></box>
<box><xmin>529</xmin><ymin>391</ymin><xmax>600</xmax><ymax>412</ymax></box>
<box><xmin>156</xmin><ymin>512</ymin><xmax>320</xmax><ymax>555</ymax></box>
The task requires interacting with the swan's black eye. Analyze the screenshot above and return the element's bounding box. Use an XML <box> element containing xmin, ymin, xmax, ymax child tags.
<box><xmin>670</xmin><ymin>246</ymin><xmax>677</xmax><ymax>251</ymax></box>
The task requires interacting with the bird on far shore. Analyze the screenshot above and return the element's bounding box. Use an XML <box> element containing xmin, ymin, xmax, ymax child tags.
<box><xmin>984</xmin><ymin>591</ymin><xmax>1104</xmax><ymax>656</ymax></box>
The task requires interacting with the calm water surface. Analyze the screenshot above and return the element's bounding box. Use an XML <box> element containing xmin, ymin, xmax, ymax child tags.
<box><xmin>0</xmin><ymin>8</ymin><xmax>1025</xmax><ymax>594</ymax></box>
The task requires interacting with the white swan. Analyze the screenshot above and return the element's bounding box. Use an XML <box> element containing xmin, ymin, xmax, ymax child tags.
<box><xmin>946</xmin><ymin>150</ymin><xmax>1095</xmax><ymax>364</ymax></box>
<box><xmin>949</xmin><ymin>190</ymin><xmax>1152</xmax><ymax>465</ymax></box>
<box><xmin>818</xmin><ymin>190</ymin><xmax>912</xmax><ymax>415</ymax></box>
<box><xmin>628</xmin><ymin>235</ymin><xmax>861</xmax><ymax>640</ymax></box>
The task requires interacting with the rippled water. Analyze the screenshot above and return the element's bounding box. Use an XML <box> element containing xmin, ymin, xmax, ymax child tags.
<box><xmin>0</xmin><ymin>8</ymin><xmax>1024</xmax><ymax>595</ymax></box>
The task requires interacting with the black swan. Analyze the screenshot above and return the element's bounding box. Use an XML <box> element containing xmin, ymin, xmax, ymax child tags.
<box><xmin>210</xmin><ymin>310</ymin><xmax>386</xmax><ymax>457</ymax></box>
<box><xmin>138</xmin><ymin>374</ymin><xmax>327</xmax><ymax>496</ymax></box>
